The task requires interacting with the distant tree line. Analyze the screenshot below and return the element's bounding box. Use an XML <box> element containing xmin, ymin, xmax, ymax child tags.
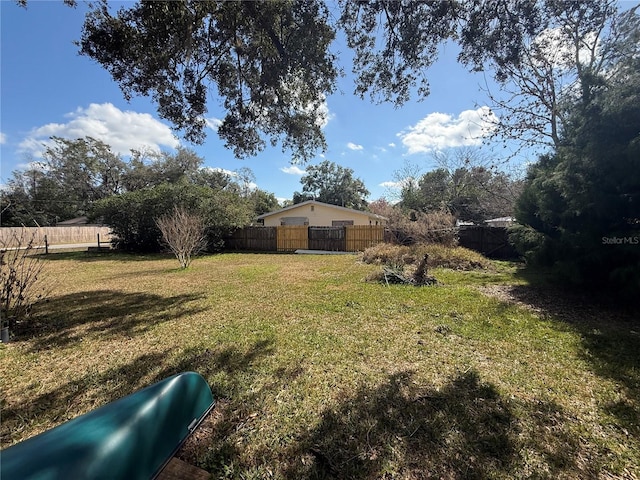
<box><xmin>394</xmin><ymin>150</ymin><xmax>523</xmax><ymax>224</ymax></box>
<box><xmin>0</xmin><ymin>137</ymin><xmax>278</xmax><ymax>252</ymax></box>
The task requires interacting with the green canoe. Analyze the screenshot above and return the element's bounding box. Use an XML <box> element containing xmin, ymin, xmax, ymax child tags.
<box><xmin>1</xmin><ymin>371</ymin><xmax>215</xmax><ymax>480</ymax></box>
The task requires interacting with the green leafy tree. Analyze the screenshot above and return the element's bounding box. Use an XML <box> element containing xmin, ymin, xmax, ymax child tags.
<box><xmin>396</xmin><ymin>151</ymin><xmax>522</xmax><ymax>222</ymax></box>
<box><xmin>1</xmin><ymin>167</ymin><xmax>62</xmax><ymax>226</ymax></box>
<box><xmin>512</xmin><ymin>8</ymin><xmax>640</xmax><ymax>295</ymax></box>
<box><xmin>1</xmin><ymin>137</ymin><xmax>126</xmax><ymax>225</ymax></box>
<box><xmin>43</xmin><ymin>136</ymin><xmax>127</xmax><ymax>202</ymax></box>
<box><xmin>78</xmin><ymin>0</ymin><xmax>337</xmax><ymax>161</ymax></box>
<box><xmin>190</xmin><ymin>168</ymin><xmax>236</xmax><ymax>191</ymax></box>
<box><xmin>92</xmin><ymin>183</ymin><xmax>253</xmax><ymax>252</ymax></box>
<box><xmin>122</xmin><ymin>147</ymin><xmax>205</xmax><ymax>190</ymax></box>
<box><xmin>248</xmin><ymin>189</ymin><xmax>280</xmax><ymax>217</ymax></box>
<box><xmin>416</xmin><ymin>169</ymin><xmax>451</xmax><ymax>213</ymax></box>
<box><xmin>293</xmin><ymin>160</ymin><xmax>369</xmax><ymax>210</ymax></box>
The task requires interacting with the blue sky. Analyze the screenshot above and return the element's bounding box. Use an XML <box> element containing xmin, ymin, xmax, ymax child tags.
<box><xmin>2</xmin><ymin>1</ymin><xmax>520</xmax><ymax>203</ymax></box>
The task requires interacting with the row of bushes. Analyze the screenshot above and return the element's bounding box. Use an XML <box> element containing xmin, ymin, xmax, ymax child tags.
<box><xmin>92</xmin><ymin>183</ymin><xmax>253</xmax><ymax>253</ymax></box>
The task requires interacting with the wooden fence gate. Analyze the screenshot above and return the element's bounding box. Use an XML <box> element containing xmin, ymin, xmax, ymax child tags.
<box><xmin>277</xmin><ymin>226</ymin><xmax>308</xmax><ymax>252</ymax></box>
<box><xmin>227</xmin><ymin>225</ymin><xmax>385</xmax><ymax>253</ymax></box>
<box><xmin>308</xmin><ymin>227</ymin><xmax>344</xmax><ymax>251</ymax></box>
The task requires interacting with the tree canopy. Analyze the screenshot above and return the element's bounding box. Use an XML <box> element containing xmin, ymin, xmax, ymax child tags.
<box><xmin>93</xmin><ymin>182</ymin><xmax>253</xmax><ymax>252</ymax></box>
<box><xmin>511</xmin><ymin>7</ymin><xmax>640</xmax><ymax>295</ymax></box>
<box><xmin>293</xmin><ymin>160</ymin><xmax>369</xmax><ymax>210</ymax></box>
<box><xmin>49</xmin><ymin>0</ymin><xmax>621</xmax><ymax>161</ymax></box>
<box><xmin>1</xmin><ymin>137</ymin><xmax>126</xmax><ymax>225</ymax></box>
<box><xmin>395</xmin><ymin>151</ymin><xmax>522</xmax><ymax>223</ymax></box>
<box><xmin>0</xmin><ymin>137</ymin><xmax>274</xmax><ymax>226</ymax></box>
<box><xmin>78</xmin><ymin>0</ymin><xmax>337</xmax><ymax>162</ymax></box>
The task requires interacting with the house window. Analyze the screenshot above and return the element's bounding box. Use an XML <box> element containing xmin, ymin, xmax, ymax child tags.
<box><xmin>310</xmin><ymin>205</ymin><xmax>315</xmax><ymax>212</ymax></box>
<box><xmin>332</xmin><ymin>220</ymin><xmax>354</xmax><ymax>226</ymax></box>
<box><xmin>281</xmin><ymin>217</ymin><xmax>309</xmax><ymax>226</ymax></box>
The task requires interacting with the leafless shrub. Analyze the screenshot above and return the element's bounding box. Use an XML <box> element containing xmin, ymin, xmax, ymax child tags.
<box><xmin>156</xmin><ymin>206</ymin><xmax>207</xmax><ymax>269</ymax></box>
<box><xmin>369</xmin><ymin>200</ymin><xmax>457</xmax><ymax>247</ymax></box>
<box><xmin>0</xmin><ymin>229</ymin><xmax>49</xmax><ymax>332</ymax></box>
<box><xmin>383</xmin><ymin>208</ymin><xmax>457</xmax><ymax>246</ymax></box>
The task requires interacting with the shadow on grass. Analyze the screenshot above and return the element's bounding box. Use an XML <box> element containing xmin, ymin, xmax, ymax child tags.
<box><xmin>19</xmin><ymin>289</ymin><xmax>207</xmax><ymax>351</ymax></box>
<box><xmin>152</xmin><ymin>340</ymin><xmax>277</xmax><ymax>397</ymax></box>
<box><xmin>494</xmin><ymin>266</ymin><xmax>640</xmax><ymax>437</ymax></box>
<box><xmin>1</xmin><ymin>351</ymin><xmax>166</xmax><ymax>447</ymax></box>
<box><xmin>39</xmin><ymin>251</ymin><xmax>175</xmax><ymax>263</ymax></box>
<box><xmin>156</xmin><ymin>341</ymin><xmax>292</xmax><ymax>472</ymax></box>
<box><xmin>280</xmin><ymin>370</ymin><xmax>580</xmax><ymax>479</ymax></box>
<box><xmin>1</xmin><ymin>340</ymin><xmax>276</xmax><ymax>450</ymax></box>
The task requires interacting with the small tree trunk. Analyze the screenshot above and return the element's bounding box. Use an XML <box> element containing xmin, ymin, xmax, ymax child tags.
<box><xmin>413</xmin><ymin>254</ymin><xmax>437</xmax><ymax>286</ymax></box>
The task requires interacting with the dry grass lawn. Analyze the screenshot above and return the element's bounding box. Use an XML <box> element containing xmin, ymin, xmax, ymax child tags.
<box><xmin>1</xmin><ymin>251</ymin><xmax>639</xmax><ymax>479</ymax></box>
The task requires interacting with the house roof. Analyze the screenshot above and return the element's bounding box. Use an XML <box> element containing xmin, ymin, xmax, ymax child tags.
<box><xmin>485</xmin><ymin>217</ymin><xmax>514</xmax><ymax>223</ymax></box>
<box><xmin>257</xmin><ymin>200</ymin><xmax>387</xmax><ymax>221</ymax></box>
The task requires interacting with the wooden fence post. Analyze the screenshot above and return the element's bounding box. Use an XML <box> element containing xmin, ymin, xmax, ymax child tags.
<box><xmin>44</xmin><ymin>235</ymin><xmax>49</xmax><ymax>255</ymax></box>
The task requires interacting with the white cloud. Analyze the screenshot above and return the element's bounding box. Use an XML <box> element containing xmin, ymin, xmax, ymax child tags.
<box><xmin>281</xmin><ymin>165</ymin><xmax>306</xmax><ymax>175</ymax></box>
<box><xmin>205</xmin><ymin>117</ymin><xmax>223</xmax><ymax>132</ymax></box>
<box><xmin>388</xmin><ymin>142</ymin><xmax>396</xmax><ymax>148</ymax></box>
<box><xmin>312</xmin><ymin>96</ymin><xmax>334</xmax><ymax>129</ymax></box>
<box><xmin>347</xmin><ymin>142</ymin><xmax>364</xmax><ymax>151</ymax></box>
<box><xmin>380</xmin><ymin>177</ymin><xmax>418</xmax><ymax>191</ymax></box>
<box><xmin>533</xmin><ymin>28</ymin><xmax>599</xmax><ymax>70</ymax></box>
<box><xmin>205</xmin><ymin>166</ymin><xmax>235</xmax><ymax>177</ymax></box>
<box><xmin>18</xmin><ymin>103</ymin><xmax>180</xmax><ymax>158</ymax></box>
<box><xmin>0</xmin><ymin>132</ymin><xmax>6</xmax><ymax>144</ymax></box>
<box><xmin>398</xmin><ymin>107</ymin><xmax>498</xmax><ymax>154</ymax></box>
<box><xmin>379</xmin><ymin>181</ymin><xmax>402</xmax><ymax>189</ymax></box>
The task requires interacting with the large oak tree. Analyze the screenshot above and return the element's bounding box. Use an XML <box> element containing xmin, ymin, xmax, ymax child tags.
<box><xmin>79</xmin><ymin>0</ymin><xmax>337</xmax><ymax>161</ymax></box>
<box><xmin>69</xmin><ymin>1</ymin><xmax>625</xmax><ymax>161</ymax></box>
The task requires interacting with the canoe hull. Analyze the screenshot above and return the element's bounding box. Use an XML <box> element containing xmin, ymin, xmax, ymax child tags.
<box><xmin>1</xmin><ymin>371</ymin><xmax>215</xmax><ymax>480</ymax></box>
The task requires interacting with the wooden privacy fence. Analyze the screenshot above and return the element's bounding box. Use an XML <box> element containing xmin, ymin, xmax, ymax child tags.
<box><xmin>225</xmin><ymin>225</ymin><xmax>277</xmax><ymax>251</ymax></box>
<box><xmin>0</xmin><ymin>226</ymin><xmax>113</xmax><ymax>248</ymax></box>
<box><xmin>226</xmin><ymin>225</ymin><xmax>385</xmax><ymax>252</ymax></box>
<box><xmin>277</xmin><ymin>226</ymin><xmax>308</xmax><ymax>252</ymax></box>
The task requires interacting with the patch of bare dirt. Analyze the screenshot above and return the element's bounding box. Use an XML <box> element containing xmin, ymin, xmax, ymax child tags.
<box><xmin>176</xmin><ymin>399</ymin><xmax>229</xmax><ymax>466</ymax></box>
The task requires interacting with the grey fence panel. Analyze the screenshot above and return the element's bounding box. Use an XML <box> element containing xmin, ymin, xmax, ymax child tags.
<box><xmin>458</xmin><ymin>226</ymin><xmax>518</xmax><ymax>259</ymax></box>
<box><xmin>308</xmin><ymin>227</ymin><xmax>346</xmax><ymax>251</ymax></box>
<box><xmin>226</xmin><ymin>226</ymin><xmax>277</xmax><ymax>251</ymax></box>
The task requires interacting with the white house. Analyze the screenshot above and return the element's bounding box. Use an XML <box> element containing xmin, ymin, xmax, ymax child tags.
<box><xmin>257</xmin><ymin>200</ymin><xmax>387</xmax><ymax>227</ymax></box>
